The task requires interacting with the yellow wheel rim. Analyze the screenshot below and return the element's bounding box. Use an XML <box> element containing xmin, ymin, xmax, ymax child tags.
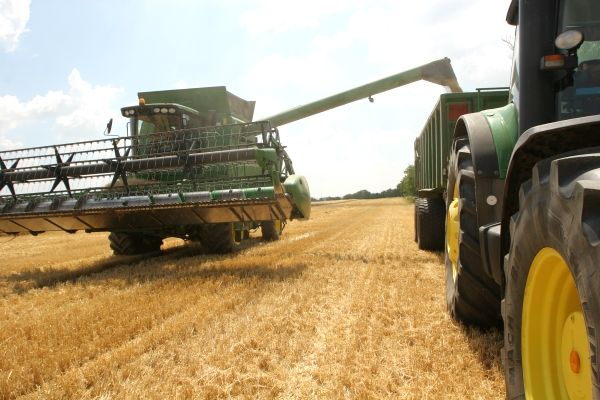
<box><xmin>446</xmin><ymin>181</ymin><xmax>460</xmax><ymax>282</ymax></box>
<box><xmin>275</xmin><ymin>219</ymin><xmax>282</xmax><ymax>234</ymax></box>
<box><xmin>522</xmin><ymin>247</ymin><xmax>591</xmax><ymax>399</ymax></box>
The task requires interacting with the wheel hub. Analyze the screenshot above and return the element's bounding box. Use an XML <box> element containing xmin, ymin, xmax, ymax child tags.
<box><xmin>522</xmin><ymin>247</ymin><xmax>592</xmax><ymax>399</ymax></box>
<box><xmin>561</xmin><ymin>311</ymin><xmax>589</xmax><ymax>399</ymax></box>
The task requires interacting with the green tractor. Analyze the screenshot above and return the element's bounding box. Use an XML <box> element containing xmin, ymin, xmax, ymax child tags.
<box><xmin>440</xmin><ymin>0</ymin><xmax>600</xmax><ymax>397</ymax></box>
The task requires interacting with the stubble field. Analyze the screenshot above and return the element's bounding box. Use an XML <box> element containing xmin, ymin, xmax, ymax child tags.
<box><xmin>0</xmin><ymin>198</ymin><xmax>504</xmax><ymax>399</ymax></box>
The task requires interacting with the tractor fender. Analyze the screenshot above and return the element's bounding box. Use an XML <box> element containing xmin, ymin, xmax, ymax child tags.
<box><xmin>500</xmin><ymin>115</ymin><xmax>600</xmax><ymax>254</ymax></box>
<box><xmin>453</xmin><ymin>105</ymin><xmax>517</xmax><ymax>228</ymax></box>
<box><xmin>452</xmin><ymin>104</ymin><xmax>518</xmax><ymax>284</ymax></box>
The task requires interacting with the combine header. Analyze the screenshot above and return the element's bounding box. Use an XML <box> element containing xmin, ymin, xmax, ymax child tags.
<box><xmin>0</xmin><ymin>58</ymin><xmax>460</xmax><ymax>254</ymax></box>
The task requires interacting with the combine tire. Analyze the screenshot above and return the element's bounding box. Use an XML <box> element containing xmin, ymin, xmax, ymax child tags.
<box><xmin>261</xmin><ymin>220</ymin><xmax>282</xmax><ymax>241</ymax></box>
<box><xmin>503</xmin><ymin>151</ymin><xmax>600</xmax><ymax>398</ymax></box>
<box><xmin>445</xmin><ymin>138</ymin><xmax>501</xmax><ymax>327</ymax></box>
<box><xmin>108</xmin><ymin>232</ymin><xmax>163</xmax><ymax>255</ymax></box>
<box><xmin>200</xmin><ymin>223</ymin><xmax>237</xmax><ymax>254</ymax></box>
<box><xmin>415</xmin><ymin>196</ymin><xmax>445</xmax><ymax>250</ymax></box>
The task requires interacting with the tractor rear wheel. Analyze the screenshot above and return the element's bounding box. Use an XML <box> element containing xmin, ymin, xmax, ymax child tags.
<box><xmin>200</xmin><ymin>223</ymin><xmax>238</xmax><ymax>254</ymax></box>
<box><xmin>503</xmin><ymin>151</ymin><xmax>600</xmax><ymax>399</ymax></box>
<box><xmin>415</xmin><ymin>196</ymin><xmax>445</xmax><ymax>250</ymax></box>
<box><xmin>108</xmin><ymin>232</ymin><xmax>163</xmax><ymax>255</ymax></box>
<box><xmin>261</xmin><ymin>220</ymin><xmax>282</xmax><ymax>241</ymax></box>
<box><xmin>445</xmin><ymin>138</ymin><xmax>501</xmax><ymax>327</ymax></box>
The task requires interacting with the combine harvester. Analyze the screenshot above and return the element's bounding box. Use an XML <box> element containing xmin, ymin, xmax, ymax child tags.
<box><xmin>415</xmin><ymin>0</ymin><xmax>600</xmax><ymax>397</ymax></box>
<box><xmin>0</xmin><ymin>58</ymin><xmax>460</xmax><ymax>255</ymax></box>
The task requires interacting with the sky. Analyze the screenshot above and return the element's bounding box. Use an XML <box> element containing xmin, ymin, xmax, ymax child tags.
<box><xmin>0</xmin><ymin>0</ymin><xmax>514</xmax><ymax>198</ymax></box>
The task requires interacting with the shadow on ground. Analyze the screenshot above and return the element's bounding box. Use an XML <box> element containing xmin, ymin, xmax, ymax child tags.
<box><xmin>461</xmin><ymin>324</ymin><xmax>504</xmax><ymax>374</ymax></box>
<box><xmin>3</xmin><ymin>238</ymin><xmax>305</xmax><ymax>295</ymax></box>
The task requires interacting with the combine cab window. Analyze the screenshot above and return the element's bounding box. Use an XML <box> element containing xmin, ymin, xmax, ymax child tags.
<box><xmin>130</xmin><ymin>113</ymin><xmax>188</xmax><ymax>155</ymax></box>
<box><xmin>557</xmin><ymin>0</ymin><xmax>600</xmax><ymax>119</ymax></box>
<box><xmin>136</xmin><ymin>114</ymin><xmax>182</xmax><ymax>135</ymax></box>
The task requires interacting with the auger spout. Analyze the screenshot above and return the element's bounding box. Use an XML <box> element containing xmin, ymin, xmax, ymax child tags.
<box><xmin>262</xmin><ymin>58</ymin><xmax>462</xmax><ymax>127</ymax></box>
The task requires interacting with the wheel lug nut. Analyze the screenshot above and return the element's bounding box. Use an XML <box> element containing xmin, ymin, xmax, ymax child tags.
<box><xmin>570</xmin><ymin>350</ymin><xmax>581</xmax><ymax>374</ymax></box>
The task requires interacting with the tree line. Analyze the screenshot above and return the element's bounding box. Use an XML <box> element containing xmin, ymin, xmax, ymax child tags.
<box><xmin>313</xmin><ymin>165</ymin><xmax>415</xmax><ymax>201</ymax></box>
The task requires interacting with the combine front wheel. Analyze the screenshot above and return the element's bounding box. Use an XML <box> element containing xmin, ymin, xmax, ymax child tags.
<box><xmin>108</xmin><ymin>232</ymin><xmax>163</xmax><ymax>255</ymax></box>
<box><xmin>200</xmin><ymin>223</ymin><xmax>238</xmax><ymax>254</ymax></box>
<box><xmin>504</xmin><ymin>152</ymin><xmax>600</xmax><ymax>399</ymax></box>
<box><xmin>261</xmin><ymin>220</ymin><xmax>282</xmax><ymax>241</ymax></box>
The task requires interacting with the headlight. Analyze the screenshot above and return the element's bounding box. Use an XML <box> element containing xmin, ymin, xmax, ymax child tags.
<box><xmin>153</xmin><ymin>107</ymin><xmax>160</xmax><ymax>113</ymax></box>
<box><xmin>168</xmin><ymin>108</ymin><xmax>176</xmax><ymax>114</ymax></box>
<box><xmin>160</xmin><ymin>108</ymin><xmax>168</xmax><ymax>114</ymax></box>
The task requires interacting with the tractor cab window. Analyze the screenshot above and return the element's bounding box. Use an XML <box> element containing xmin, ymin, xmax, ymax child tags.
<box><xmin>557</xmin><ymin>0</ymin><xmax>600</xmax><ymax>119</ymax></box>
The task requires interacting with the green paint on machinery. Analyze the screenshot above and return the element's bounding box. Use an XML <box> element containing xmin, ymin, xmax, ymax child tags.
<box><xmin>414</xmin><ymin>89</ymin><xmax>510</xmax><ymax>198</ymax></box>
<box><xmin>0</xmin><ymin>58</ymin><xmax>462</xmax><ymax>254</ymax></box>
<box><xmin>413</xmin><ymin>88</ymin><xmax>509</xmax><ymax>251</ymax></box>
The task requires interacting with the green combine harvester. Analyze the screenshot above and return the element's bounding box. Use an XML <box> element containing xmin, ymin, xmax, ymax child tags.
<box><xmin>0</xmin><ymin>58</ymin><xmax>460</xmax><ymax>255</ymax></box>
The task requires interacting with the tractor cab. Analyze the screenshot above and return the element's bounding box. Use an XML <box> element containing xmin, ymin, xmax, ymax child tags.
<box><xmin>551</xmin><ymin>0</ymin><xmax>600</xmax><ymax>119</ymax></box>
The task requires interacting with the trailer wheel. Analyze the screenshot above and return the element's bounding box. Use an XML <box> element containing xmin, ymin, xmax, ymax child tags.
<box><xmin>414</xmin><ymin>200</ymin><xmax>419</xmax><ymax>243</ymax></box>
<box><xmin>415</xmin><ymin>197</ymin><xmax>445</xmax><ymax>250</ymax></box>
<box><xmin>504</xmin><ymin>152</ymin><xmax>600</xmax><ymax>399</ymax></box>
<box><xmin>445</xmin><ymin>138</ymin><xmax>501</xmax><ymax>327</ymax></box>
<box><xmin>108</xmin><ymin>232</ymin><xmax>163</xmax><ymax>255</ymax></box>
<box><xmin>200</xmin><ymin>223</ymin><xmax>238</xmax><ymax>254</ymax></box>
<box><xmin>261</xmin><ymin>220</ymin><xmax>282</xmax><ymax>241</ymax></box>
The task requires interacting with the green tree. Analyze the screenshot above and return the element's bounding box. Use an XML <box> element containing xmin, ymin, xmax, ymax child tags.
<box><xmin>397</xmin><ymin>165</ymin><xmax>416</xmax><ymax>197</ymax></box>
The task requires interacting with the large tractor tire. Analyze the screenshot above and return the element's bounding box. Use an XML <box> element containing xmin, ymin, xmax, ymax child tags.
<box><xmin>445</xmin><ymin>138</ymin><xmax>501</xmax><ymax>327</ymax></box>
<box><xmin>261</xmin><ymin>220</ymin><xmax>282</xmax><ymax>241</ymax></box>
<box><xmin>200</xmin><ymin>223</ymin><xmax>238</xmax><ymax>254</ymax></box>
<box><xmin>503</xmin><ymin>151</ymin><xmax>600</xmax><ymax>399</ymax></box>
<box><xmin>415</xmin><ymin>196</ymin><xmax>445</xmax><ymax>251</ymax></box>
<box><xmin>108</xmin><ymin>232</ymin><xmax>163</xmax><ymax>255</ymax></box>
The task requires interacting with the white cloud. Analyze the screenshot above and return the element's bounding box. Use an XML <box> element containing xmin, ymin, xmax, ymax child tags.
<box><xmin>174</xmin><ymin>79</ymin><xmax>189</xmax><ymax>89</ymax></box>
<box><xmin>0</xmin><ymin>0</ymin><xmax>30</xmax><ymax>52</ymax></box>
<box><xmin>239</xmin><ymin>1</ymin><xmax>515</xmax><ymax>196</ymax></box>
<box><xmin>0</xmin><ymin>136</ymin><xmax>22</xmax><ymax>150</ymax></box>
<box><xmin>0</xmin><ymin>69</ymin><xmax>124</xmax><ymax>146</ymax></box>
<box><xmin>239</xmin><ymin>0</ymin><xmax>360</xmax><ymax>35</ymax></box>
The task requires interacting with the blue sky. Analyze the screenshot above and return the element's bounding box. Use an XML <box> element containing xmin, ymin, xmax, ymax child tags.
<box><xmin>0</xmin><ymin>0</ymin><xmax>514</xmax><ymax>197</ymax></box>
